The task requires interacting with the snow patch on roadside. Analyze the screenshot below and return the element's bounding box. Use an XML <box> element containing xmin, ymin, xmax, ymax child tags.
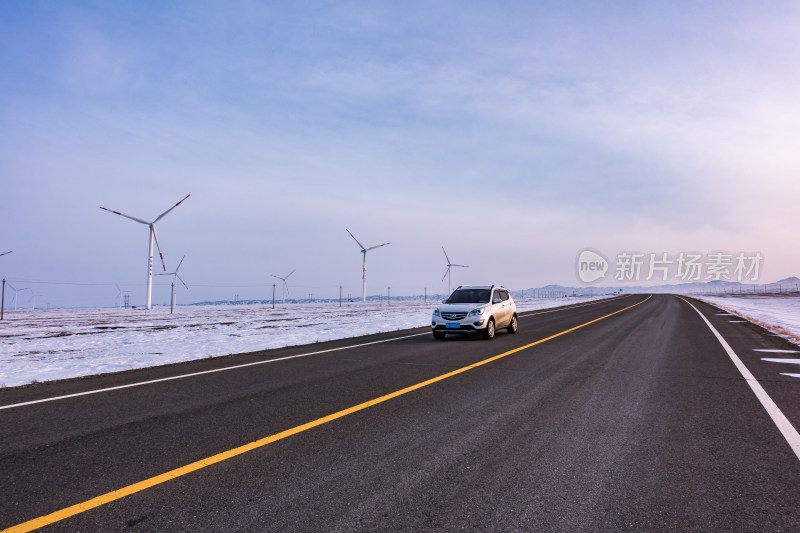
<box><xmin>697</xmin><ymin>296</ymin><xmax>800</xmax><ymax>346</ymax></box>
<box><xmin>0</xmin><ymin>296</ymin><xmax>609</xmax><ymax>388</ymax></box>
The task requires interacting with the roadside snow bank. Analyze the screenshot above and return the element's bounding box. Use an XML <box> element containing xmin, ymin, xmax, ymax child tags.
<box><xmin>0</xmin><ymin>296</ymin><xmax>608</xmax><ymax>387</ymax></box>
<box><xmin>697</xmin><ymin>295</ymin><xmax>800</xmax><ymax>345</ymax></box>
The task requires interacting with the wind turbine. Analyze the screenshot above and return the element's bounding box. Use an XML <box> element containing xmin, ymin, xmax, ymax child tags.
<box><xmin>100</xmin><ymin>194</ymin><xmax>190</xmax><ymax>310</ymax></box>
<box><xmin>18</xmin><ymin>287</ymin><xmax>33</xmax><ymax>310</ymax></box>
<box><xmin>157</xmin><ymin>255</ymin><xmax>188</xmax><ymax>311</ymax></box>
<box><xmin>442</xmin><ymin>247</ymin><xmax>468</xmax><ymax>296</ymax></box>
<box><xmin>114</xmin><ymin>283</ymin><xmax>132</xmax><ymax>309</ymax></box>
<box><xmin>271</xmin><ymin>269</ymin><xmax>295</xmax><ymax>304</ymax></box>
<box><xmin>346</xmin><ymin>229</ymin><xmax>390</xmax><ymax>303</ymax></box>
<box><xmin>6</xmin><ymin>281</ymin><xmax>18</xmax><ymax>311</ymax></box>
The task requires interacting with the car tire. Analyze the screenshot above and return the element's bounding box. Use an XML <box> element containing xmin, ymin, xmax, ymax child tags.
<box><xmin>507</xmin><ymin>314</ymin><xmax>518</xmax><ymax>334</ymax></box>
<box><xmin>482</xmin><ymin>318</ymin><xmax>495</xmax><ymax>340</ymax></box>
<box><xmin>433</xmin><ymin>330</ymin><xmax>446</xmax><ymax>340</ymax></box>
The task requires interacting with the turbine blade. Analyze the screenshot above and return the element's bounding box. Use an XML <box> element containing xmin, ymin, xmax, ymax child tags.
<box><xmin>365</xmin><ymin>242</ymin><xmax>390</xmax><ymax>252</ymax></box>
<box><xmin>175</xmin><ymin>255</ymin><xmax>185</xmax><ymax>273</ymax></box>
<box><xmin>153</xmin><ymin>194</ymin><xmax>191</xmax><ymax>223</ymax></box>
<box><xmin>152</xmin><ymin>226</ymin><xmax>167</xmax><ymax>271</ymax></box>
<box><xmin>442</xmin><ymin>266</ymin><xmax>450</xmax><ymax>282</ymax></box>
<box><xmin>453</xmin><ymin>264</ymin><xmax>468</xmax><ymax>268</ymax></box>
<box><xmin>346</xmin><ymin>229</ymin><xmax>366</xmax><ymax>251</ymax></box>
<box><xmin>442</xmin><ymin>246</ymin><xmax>451</xmax><ymax>264</ymax></box>
<box><xmin>271</xmin><ymin>274</ymin><xmax>283</xmax><ymax>280</ymax></box>
<box><xmin>285</xmin><ymin>269</ymin><xmax>296</xmax><ymax>279</ymax></box>
<box><xmin>177</xmin><ymin>274</ymin><xmax>189</xmax><ymax>289</ymax></box>
<box><xmin>0</xmin><ymin>251</ymin><xmax>12</xmax><ymax>257</ymax></box>
<box><xmin>99</xmin><ymin>207</ymin><xmax>149</xmax><ymax>225</ymax></box>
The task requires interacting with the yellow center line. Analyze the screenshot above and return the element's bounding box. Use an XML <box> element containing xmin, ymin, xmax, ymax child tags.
<box><xmin>3</xmin><ymin>295</ymin><xmax>652</xmax><ymax>533</ymax></box>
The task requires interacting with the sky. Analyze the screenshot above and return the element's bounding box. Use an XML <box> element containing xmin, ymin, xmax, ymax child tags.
<box><xmin>1</xmin><ymin>1</ymin><xmax>799</xmax><ymax>308</ymax></box>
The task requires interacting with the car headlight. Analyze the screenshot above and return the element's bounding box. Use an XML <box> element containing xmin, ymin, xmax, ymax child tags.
<box><xmin>468</xmin><ymin>307</ymin><xmax>484</xmax><ymax>316</ymax></box>
<box><xmin>433</xmin><ymin>309</ymin><xmax>441</xmax><ymax>317</ymax></box>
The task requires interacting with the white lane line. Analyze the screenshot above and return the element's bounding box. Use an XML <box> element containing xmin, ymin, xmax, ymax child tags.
<box><xmin>761</xmin><ymin>358</ymin><xmax>800</xmax><ymax>365</ymax></box>
<box><xmin>717</xmin><ymin>313</ymin><xmax>736</xmax><ymax>316</ymax></box>
<box><xmin>679</xmin><ymin>297</ymin><xmax>800</xmax><ymax>462</ymax></box>
<box><xmin>729</xmin><ymin>320</ymin><xmax>748</xmax><ymax>323</ymax></box>
<box><xmin>754</xmin><ymin>349</ymin><xmax>800</xmax><ymax>354</ymax></box>
<box><xmin>781</xmin><ymin>374</ymin><xmax>800</xmax><ymax>379</ymax></box>
<box><xmin>1</xmin><ymin>296</ymin><xmax>623</xmax><ymax>411</ymax></box>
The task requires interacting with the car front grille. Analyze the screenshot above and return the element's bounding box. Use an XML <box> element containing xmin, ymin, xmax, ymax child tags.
<box><xmin>441</xmin><ymin>312</ymin><xmax>468</xmax><ymax>320</ymax></box>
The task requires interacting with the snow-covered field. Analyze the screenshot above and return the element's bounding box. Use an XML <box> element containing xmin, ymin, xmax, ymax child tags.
<box><xmin>697</xmin><ymin>295</ymin><xmax>800</xmax><ymax>344</ymax></box>
<box><xmin>0</xmin><ymin>296</ymin><xmax>608</xmax><ymax>388</ymax></box>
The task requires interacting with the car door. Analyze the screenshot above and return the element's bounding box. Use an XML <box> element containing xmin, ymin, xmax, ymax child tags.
<box><xmin>503</xmin><ymin>291</ymin><xmax>514</xmax><ymax>326</ymax></box>
<box><xmin>493</xmin><ymin>289</ymin><xmax>510</xmax><ymax>327</ymax></box>
<box><xmin>489</xmin><ymin>289</ymin><xmax>502</xmax><ymax>326</ymax></box>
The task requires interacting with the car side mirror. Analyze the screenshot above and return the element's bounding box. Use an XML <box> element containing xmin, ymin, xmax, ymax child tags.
<box><xmin>493</xmin><ymin>298</ymin><xmax>502</xmax><ymax>304</ymax></box>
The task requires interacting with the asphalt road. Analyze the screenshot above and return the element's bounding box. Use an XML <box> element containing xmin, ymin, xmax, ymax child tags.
<box><xmin>2</xmin><ymin>294</ymin><xmax>800</xmax><ymax>532</ymax></box>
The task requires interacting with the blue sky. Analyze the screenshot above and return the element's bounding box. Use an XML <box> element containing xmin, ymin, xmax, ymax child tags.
<box><xmin>2</xmin><ymin>1</ymin><xmax>799</xmax><ymax>307</ymax></box>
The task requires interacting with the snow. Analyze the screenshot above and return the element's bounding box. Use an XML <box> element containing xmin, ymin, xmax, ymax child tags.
<box><xmin>0</xmin><ymin>296</ymin><xmax>607</xmax><ymax>388</ymax></box>
<box><xmin>698</xmin><ymin>295</ymin><xmax>800</xmax><ymax>345</ymax></box>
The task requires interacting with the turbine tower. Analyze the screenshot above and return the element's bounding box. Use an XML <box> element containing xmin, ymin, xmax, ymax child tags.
<box><xmin>442</xmin><ymin>246</ymin><xmax>468</xmax><ymax>296</ymax></box>
<box><xmin>271</xmin><ymin>269</ymin><xmax>295</xmax><ymax>304</ymax></box>
<box><xmin>100</xmin><ymin>194</ymin><xmax>190</xmax><ymax>310</ymax></box>
<box><xmin>346</xmin><ymin>229</ymin><xmax>390</xmax><ymax>303</ymax></box>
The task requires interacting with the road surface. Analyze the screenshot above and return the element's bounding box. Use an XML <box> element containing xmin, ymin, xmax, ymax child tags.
<box><xmin>2</xmin><ymin>294</ymin><xmax>800</xmax><ymax>532</ymax></box>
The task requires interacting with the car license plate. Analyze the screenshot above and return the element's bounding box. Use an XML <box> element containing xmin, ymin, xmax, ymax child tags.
<box><xmin>446</xmin><ymin>323</ymin><xmax>460</xmax><ymax>329</ymax></box>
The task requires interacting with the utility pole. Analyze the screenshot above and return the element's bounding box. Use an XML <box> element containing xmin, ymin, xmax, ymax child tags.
<box><xmin>1</xmin><ymin>279</ymin><xmax>4</xmax><ymax>320</ymax></box>
<box><xmin>388</xmin><ymin>286</ymin><xmax>390</xmax><ymax>305</ymax></box>
<box><xmin>339</xmin><ymin>285</ymin><xmax>342</xmax><ymax>307</ymax></box>
<box><xmin>424</xmin><ymin>287</ymin><xmax>427</xmax><ymax>303</ymax></box>
<box><xmin>170</xmin><ymin>282</ymin><xmax>174</xmax><ymax>314</ymax></box>
<box><xmin>272</xmin><ymin>284</ymin><xmax>276</xmax><ymax>309</ymax></box>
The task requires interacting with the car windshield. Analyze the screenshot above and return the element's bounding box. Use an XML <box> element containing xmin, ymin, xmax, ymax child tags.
<box><xmin>446</xmin><ymin>289</ymin><xmax>491</xmax><ymax>304</ymax></box>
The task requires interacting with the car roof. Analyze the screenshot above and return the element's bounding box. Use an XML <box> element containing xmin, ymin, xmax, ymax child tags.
<box><xmin>455</xmin><ymin>285</ymin><xmax>505</xmax><ymax>290</ymax></box>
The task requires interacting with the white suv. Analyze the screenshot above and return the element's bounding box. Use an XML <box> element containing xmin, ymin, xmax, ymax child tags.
<box><xmin>431</xmin><ymin>285</ymin><xmax>518</xmax><ymax>340</ymax></box>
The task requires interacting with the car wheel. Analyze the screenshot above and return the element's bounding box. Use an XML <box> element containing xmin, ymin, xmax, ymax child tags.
<box><xmin>433</xmin><ymin>330</ymin><xmax>446</xmax><ymax>340</ymax></box>
<box><xmin>507</xmin><ymin>314</ymin><xmax>518</xmax><ymax>334</ymax></box>
<box><xmin>482</xmin><ymin>318</ymin><xmax>495</xmax><ymax>340</ymax></box>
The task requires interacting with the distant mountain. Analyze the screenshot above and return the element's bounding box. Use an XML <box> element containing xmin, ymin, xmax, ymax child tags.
<box><xmin>520</xmin><ymin>276</ymin><xmax>800</xmax><ymax>297</ymax></box>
